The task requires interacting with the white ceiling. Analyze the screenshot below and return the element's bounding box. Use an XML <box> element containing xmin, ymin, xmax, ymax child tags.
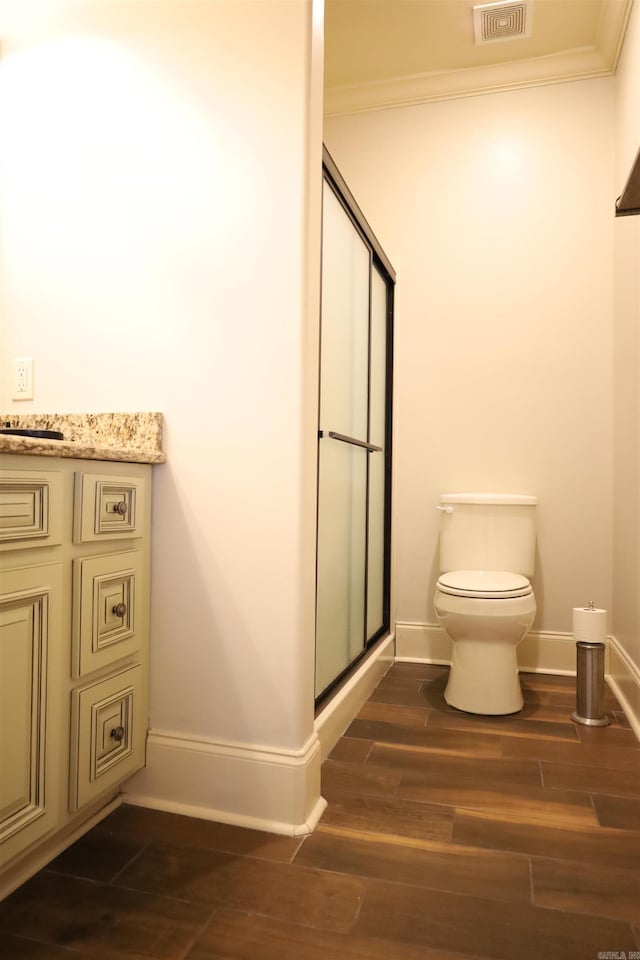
<box><xmin>324</xmin><ymin>0</ymin><xmax>633</xmax><ymax>115</ymax></box>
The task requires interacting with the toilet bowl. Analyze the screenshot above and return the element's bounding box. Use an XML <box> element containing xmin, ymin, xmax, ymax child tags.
<box><xmin>433</xmin><ymin>494</ymin><xmax>538</xmax><ymax>715</ymax></box>
<box><xmin>434</xmin><ymin>571</ymin><xmax>536</xmax><ymax>714</ymax></box>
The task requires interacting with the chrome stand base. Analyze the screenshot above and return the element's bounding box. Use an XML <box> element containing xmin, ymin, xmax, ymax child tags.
<box><xmin>571</xmin><ymin>711</ymin><xmax>610</xmax><ymax>727</ymax></box>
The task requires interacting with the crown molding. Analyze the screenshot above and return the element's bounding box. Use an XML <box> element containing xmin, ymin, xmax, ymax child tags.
<box><xmin>325</xmin><ymin>46</ymin><xmax>612</xmax><ymax>116</ymax></box>
<box><xmin>324</xmin><ymin>0</ymin><xmax>634</xmax><ymax>117</ymax></box>
<box><xmin>596</xmin><ymin>0</ymin><xmax>634</xmax><ymax>70</ymax></box>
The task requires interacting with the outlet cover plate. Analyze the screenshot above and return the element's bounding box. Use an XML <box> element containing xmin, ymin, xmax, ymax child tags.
<box><xmin>12</xmin><ymin>358</ymin><xmax>34</xmax><ymax>400</ymax></box>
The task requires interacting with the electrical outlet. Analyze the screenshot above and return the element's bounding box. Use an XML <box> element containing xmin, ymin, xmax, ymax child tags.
<box><xmin>12</xmin><ymin>358</ymin><xmax>34</xmax><ymax>400</ymax></box>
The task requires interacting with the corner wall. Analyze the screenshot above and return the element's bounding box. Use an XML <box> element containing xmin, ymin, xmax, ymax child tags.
<box><xmin>611</xmin><ymin>0</ymin><xmax>640</xmax><ymax>736</ymax></box>
<box><xmin>0</xmin><ymin>0</ymin><xmax>325</xmax><ymax>831</ymax></box>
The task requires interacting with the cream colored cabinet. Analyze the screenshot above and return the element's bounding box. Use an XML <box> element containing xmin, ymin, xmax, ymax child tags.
<box><xmin>0</xmin><ymin>456</ymin><xmax>151</xmax><ymax>890</ymax></box>
<box><xmin>0</xmin><ymin>562</ymin><xmax>63</xmax><ymax>865</ymax></box>
<box><xmin>68</xmin><ymin>467</ymin><xmax>149</xmax><ymax>814</ymax></box>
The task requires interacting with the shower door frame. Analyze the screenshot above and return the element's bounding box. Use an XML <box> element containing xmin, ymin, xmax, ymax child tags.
<box><xmin>315</xmin><ymin>146</ymin><xmax>395</xmax><ymax>707</ymax></box>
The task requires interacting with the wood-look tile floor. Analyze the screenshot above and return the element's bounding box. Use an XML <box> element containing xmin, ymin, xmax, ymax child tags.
<box><xmin>2</xmin><ymin>663</ymin><xmax>640</xmax><ymax>959</ymax></box>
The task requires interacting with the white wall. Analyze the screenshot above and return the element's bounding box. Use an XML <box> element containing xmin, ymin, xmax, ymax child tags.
<box><xmin>0</xmin><ymin>0</ymin><xmax>325</xmax><ymax>827</ymax></box>
<box><xmin>612</xmin><ymin>0</ymin><xmax>640</xmax><ymax>704</ymax></box>
<box><xmin>325</xmin><ymin>78</ymin><xmax>615</xmax><ymax>639</ymax></box>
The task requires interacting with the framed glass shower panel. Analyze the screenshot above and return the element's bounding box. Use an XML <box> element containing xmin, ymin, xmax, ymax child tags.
<box><xmin>319</xmin><ymin>182</ymin><xmax>370</xmax><ymax>442</ymax></box>
<box><xmin>366</xmin><ymin>266</ymin><xmax>388</xmax><ymax>641</ymax></box>
<box><xmin>315</xmin><ymin>147</ymin><xmax>395</xmax><ymax>704</ymax></box>
<box><xmin>315</xmin><ymin>440</ymin><xmax>367</xmax><ymax>698</ymax></box>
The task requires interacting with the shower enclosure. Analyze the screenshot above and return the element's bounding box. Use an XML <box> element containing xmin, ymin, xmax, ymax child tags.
<box><xmin>315</xmin><ymin>148</ymin><xmax>395</xmax><ymax>703</ymax></box>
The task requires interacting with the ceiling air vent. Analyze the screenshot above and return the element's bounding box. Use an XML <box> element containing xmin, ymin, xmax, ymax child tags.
<box><xmin>473</xmin><ymin>0</ymin><xmax>533</xmax><ymax>45</ymax></box>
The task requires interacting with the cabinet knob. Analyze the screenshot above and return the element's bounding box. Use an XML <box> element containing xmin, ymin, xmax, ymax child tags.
<box><xmin>112</xmin><ymin>602</ymin><xmax>127</xmax><ymax>618</ymax></box>
<box><xmin>113</xmin><ymin>501</ymin><xmax>128</xmax><ymax>516</ymax></box>
<box><xmin>110</xmin><ymin>726</ymin><xmax>125</xmax><ymax>742</ymax></box>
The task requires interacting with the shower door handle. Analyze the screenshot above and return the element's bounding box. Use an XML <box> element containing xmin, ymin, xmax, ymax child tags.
<box><xmin>320</xmin><ymin>430</ymin><xmax>382</xmax><ymax>453</ymax></box>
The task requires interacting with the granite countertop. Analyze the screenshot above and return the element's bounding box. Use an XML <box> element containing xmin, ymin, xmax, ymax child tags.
<box><xmin>0</xmin><ymin>412</ymin><xmax>166</xmax><ymax>464</ymax></box>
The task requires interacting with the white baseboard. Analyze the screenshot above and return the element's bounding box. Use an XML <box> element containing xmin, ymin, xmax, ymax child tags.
<box><xmin>124</xmin><ymin>636</ymin><xmax>395</xmax><ymax>837</ymax></box>
<box><xmin>395</xmin><ymin>622</ymin><xmax>578</xmax><ymax>675</ymax></box>
<box><xmin>607</xmin><ymin>636</ymin><xmax>640</xmax><ymax>742</ymax></box>
<box><xmin>394</xmin><ymin>622</ymin><xmax>640</xmax><ymax>742</ymax></box>
<box><xmin>123</xmin><ymin>729</ymin><xmax>326</xmax><ymax>837</ymax></box>
<box><xmin>315</xmin><ymin>633</ymin><xmax>395</xmax><ymax>760</ymax></box>
<box><xmin>122</xmin><ymin>628</ymin><xmax>640</xmax><ymax>838</ymax></box>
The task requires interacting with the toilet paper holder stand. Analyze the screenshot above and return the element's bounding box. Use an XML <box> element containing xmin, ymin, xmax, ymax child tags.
<box><xmin>571</xmin><ymin>601</ymin><xmax>610</xmax><ymax>727</ymax></box>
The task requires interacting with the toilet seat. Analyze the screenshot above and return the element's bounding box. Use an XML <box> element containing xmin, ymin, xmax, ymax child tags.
<box><xmin>437</xmin><ymin>570</ymin><xmax>532</xmax><ymax>600</ymax></box>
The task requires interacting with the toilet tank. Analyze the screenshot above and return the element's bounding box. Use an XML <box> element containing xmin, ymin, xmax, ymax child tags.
<box><xmin>439</xmin><ymin>493</ymin><xmax>537</xmax><ymax>578</ymax></box>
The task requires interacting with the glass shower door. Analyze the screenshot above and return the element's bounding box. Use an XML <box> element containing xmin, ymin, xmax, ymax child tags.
<box><xmin>315</xmin><ymin>167</ymin><xmax>393</xmax><ymax>701</ymax></box>
<box><xmin>366</xmin><ymin>265</ymin><xmax>389</xmax><ymax>641</ymax></box>
<box><xmin>315</xmin><ymin>181</ymin><xmax>370</xmax><ymax>698</ymax></box>
<box><xmin>316</xmin><ymin>439</ymin><xmax>368</xmax><ymax>696</ymax></box>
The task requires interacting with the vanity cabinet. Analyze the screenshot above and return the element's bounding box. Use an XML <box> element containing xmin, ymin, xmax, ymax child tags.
<box><xmin>0</xmin><ymin>455</ymin><xmax>151</xmax><ymax>888</ymax></box>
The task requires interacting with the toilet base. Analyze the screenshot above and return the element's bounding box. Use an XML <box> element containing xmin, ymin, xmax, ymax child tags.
<box><xmin>444</xmin><ymin>638</ymin><xmax>523</xmax><ymax>715</ymax></box>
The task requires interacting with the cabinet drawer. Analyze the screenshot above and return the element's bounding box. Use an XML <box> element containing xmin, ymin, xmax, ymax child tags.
<box><xmin>73</xmin><ymin>473</ymin><xmax>147</xmax><ymax>543</ymax></box>
<box><xmin>0</xmin><ymin>470</ymin><xmax>62</xmax><ymax>551</ymax></box>
<box><xmin>69</xmin><ymin>664</ymin><xmax>147</xmax><ymax>812</ymax></box>
<box><xmin>72</xmin><ymin>550</ymin><xmax>148</xmax><ymax>678</ymax></box>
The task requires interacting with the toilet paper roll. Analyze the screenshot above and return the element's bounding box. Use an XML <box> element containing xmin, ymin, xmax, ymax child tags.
<box><xmin>572</xmin><ymin>606</ymin><xmax>607</xmax><ymax>644</ymax></box>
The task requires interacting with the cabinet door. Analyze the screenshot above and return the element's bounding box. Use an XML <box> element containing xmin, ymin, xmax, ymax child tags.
<box><xmin>0</xmin><ymin>564</ymin><xmax>62</xmax><ymax>865</ymax></box>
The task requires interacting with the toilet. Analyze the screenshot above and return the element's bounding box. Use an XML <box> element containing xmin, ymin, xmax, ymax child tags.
<box><xmin>433</xmin><ymin>493</ymin><xmax>537</xmax><ymax>715</ymax></box>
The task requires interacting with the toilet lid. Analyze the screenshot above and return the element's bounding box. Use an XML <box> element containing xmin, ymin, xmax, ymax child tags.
<box><xmin>437</xmin><ymin>570</ymin><xmax>532</xmax><ymax>599</ymax></box>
